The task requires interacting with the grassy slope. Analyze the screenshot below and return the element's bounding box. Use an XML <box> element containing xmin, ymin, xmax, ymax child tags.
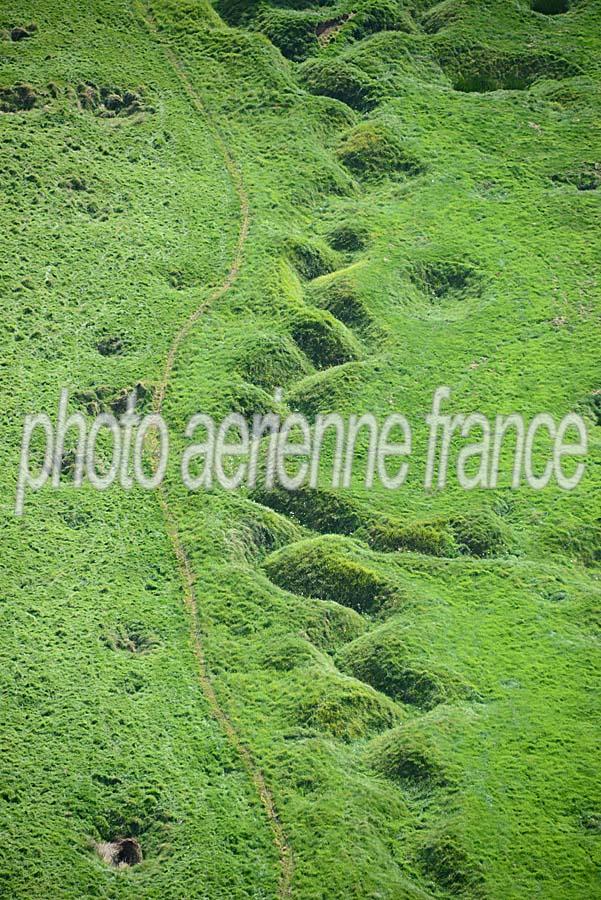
<box><xmin>1</xmin><ymin>0</ymin><xmax>600</xmax><ymax>898</ymax></box>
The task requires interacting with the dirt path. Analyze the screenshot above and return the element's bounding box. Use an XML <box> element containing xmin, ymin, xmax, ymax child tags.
<box><xmin>133</xmin><ymin>3</ymin><xmax>294</xmax><ymax>895</ymax></box>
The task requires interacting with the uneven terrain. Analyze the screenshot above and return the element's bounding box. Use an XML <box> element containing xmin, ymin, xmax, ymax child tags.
<box><xmin>1</xmin><ymin>1</ymin><xmax>600</xmax><ymax>898</ymax></box>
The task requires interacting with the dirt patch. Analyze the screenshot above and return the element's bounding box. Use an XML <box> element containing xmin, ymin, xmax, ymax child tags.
<box><xmin>316</xmin><ymin>13</ymin><xmax>355</xmax><ymax>46</ymax></box>
<box><xmin>0</xmin><ymin>83</ymin><xmax>42</xmax><ymax>112</ymax></box>
<box><xmin>96</xmin><ymin>837</ymin><xmax>143</xmax><ymax>868</ymax></box>
<box><xmin>77</xmin><ymin>83</ymin><xmax>150</xmax><ymax>117</ymax></box>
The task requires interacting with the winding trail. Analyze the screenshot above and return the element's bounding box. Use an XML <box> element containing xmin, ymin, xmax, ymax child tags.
<box><xmin>133</xmin><ymin>3</ymin><xmax>294</xmax><ymax>895</ymax></box>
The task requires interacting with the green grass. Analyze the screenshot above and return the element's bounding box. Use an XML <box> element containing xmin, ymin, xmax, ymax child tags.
<box><xmin>1</xmin><ymin>0</ymin><xmax>600</xmax><ymax>897</ymax></box>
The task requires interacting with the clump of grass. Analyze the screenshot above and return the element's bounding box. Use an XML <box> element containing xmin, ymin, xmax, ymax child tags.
<box><xmin>337</xmin><ymin>121</ymin><xmax>424</xmax><ymax>180</ymax></box>
<box><xmin>263</xmin><ymin>535</ymin><xmax>397</xmax><ymax>613</ymax></box>
<box><xmin>450</xmin><ymin>510</ymin><xmax>510</xmax><ymax>558</ymax></box>
<box><xmin>368</xmin><ymin>518</ymin><xmax>459</xmax><ymax>557</ymax></box>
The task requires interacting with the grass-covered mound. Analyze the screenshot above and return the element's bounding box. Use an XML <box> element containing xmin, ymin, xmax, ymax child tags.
<box><xmin>297</xmin><ymin>670</ymin><xmax>402</xmax><ymax>740</ymax></box>
<box><xmin>252</xmin><ymin>484</ymin><xmax>366</xmax><ymax>534</ymax></box>
<box><xmin>337</xmin><ymin>120</ymin><xmax>425</xmax><ymax>180</ymax></box>
<box><xmin>368</xmin><ymin>509</ymin><xmax>511</xmax><ymax>558</ymax></box>
<box><xmin>309</xmin><ymin>276</ymin><xmax>374</xmax><ymax>333</ymax></box>
<box><xmin>365</xmin><ymin>721</ymin><xmax>447</xmax><ymax>785</ymax></box>
<box><xmin>336</xmin><ymin>628</ymin><xmax>474</xmax><ymax>708</ymax></box>
<box><xmin>290</xmin><ymin>307</ymin><xmax>363</xmax><ymax>369</ymax></box>
<box><xmin>235</xmin><ymin>330</ymin><xmax>312</xmax><ymax>389</ymax></box>
<box><xmin>284</xmin><ymin>235</ymin><xmax>340</xmax><ymax>280</ymax></box>
<box><xmin>263</xmin><ymin>535</ymin><xmax>397</xmax><ymax>612</ymax></box>
<box><xmin>298</xmin><ymin>57</ymin><xmax>378</xmax><ymax>110</ymax></box>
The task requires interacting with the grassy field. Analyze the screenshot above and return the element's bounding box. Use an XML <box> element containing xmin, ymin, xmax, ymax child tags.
<box><xmin>1</xmin><ymin>0</ymin><xmax>600</xmax><ymax>897</ymax></box>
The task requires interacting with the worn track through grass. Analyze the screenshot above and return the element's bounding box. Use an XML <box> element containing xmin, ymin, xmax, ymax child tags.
<box><xmin>133</xmin><ymin>3</ymin><xmax>294</xmax><ymax>895</ymax></box>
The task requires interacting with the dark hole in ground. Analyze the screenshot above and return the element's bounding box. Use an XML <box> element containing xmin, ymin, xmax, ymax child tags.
<box><xmin>411</xmin><ymin>261</ymin><xmax>477</xmax><ymax>301</ymax></box>
<box><xmin>11</xmin><ymin>24</ymin><xmax>37</xmax><ymax>41</ymax></box>
<box><xmin>583</xmin><ymin>391</ymin><xmax>601</xmax><ymax>426</ymax></box>
<box><xmin>532</xmin><ymin>0</ymin><xmax>570</xmax><ymax>13</ymax></box>
<box><xmin>327</xmin><ymin>223</ymin><xmax>368</xmax><ymax>253</ymax></box>
<box><xmin>63</xmin><ymin>176</ymin><xmax>88</xmax><ymax>192</ymax></box>
<box><xmin>97</xmin><ymin>837</ymin><xmax>143</xmax><ymax>868</ymax></box>
<box><xmin>103</xmin><ymin>624</ymin><xmax>158</xmax><ymax>654</ymax></box>
<box><xmin>552</xmin><ymin>164</ymin><xmax>600</xmax><ymax>192</ymax></box>
<box><xmin>581</xmin><ymin>813</ymin><xmax>601</xmax><ymax>833</ymax></box>
<box><xmin>97</xmin><ymin>335</ymin><xmax>125</xmax><ymax>356</ymax></box>
<box><xmin>77</xmin><ymin>83</ymin><xmax>149</xmax><ymax>117</ymax></box>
